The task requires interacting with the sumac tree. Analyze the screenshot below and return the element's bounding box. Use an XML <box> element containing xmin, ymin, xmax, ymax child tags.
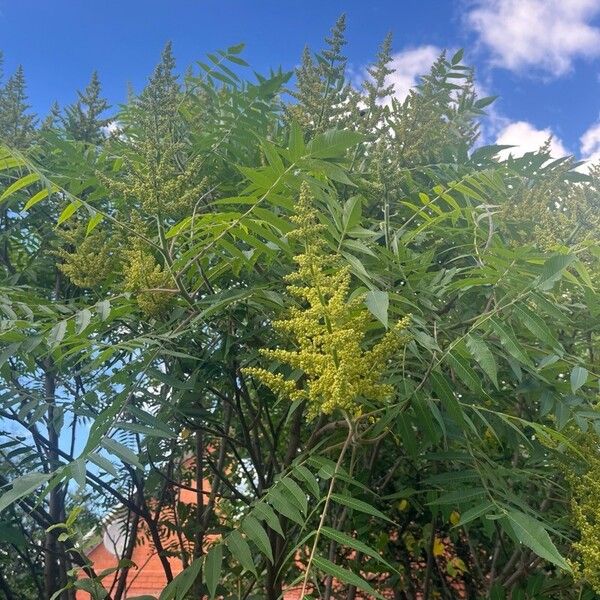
<box><xmin>0</xmin><ymin>18</ymin><xmax>599</xmax><ymax>600</ymax></box>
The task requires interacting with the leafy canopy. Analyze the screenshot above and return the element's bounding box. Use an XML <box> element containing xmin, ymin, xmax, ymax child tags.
<box><xmin>0</xmin><ymin>21</ymin><xmax>599</xmax><ymax>600</ymax></box>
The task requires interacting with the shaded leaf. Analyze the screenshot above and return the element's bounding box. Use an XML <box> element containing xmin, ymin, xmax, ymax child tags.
<box><xmin>312</xmin><ymin>555</ymin><xmax>384</xmax><ymax>600</ymax></box>
<box><xmin>570</xmin><ymin>366</ymin><xmax>588</xmax><ymax>393</ymax></box>
<box><xmin>365</xmin><ymin>290</ymin><xmax>389</xmax><ymax>328</ymax></box>
<box><xmin>226</xmin><ymin>530</ymin><xmax>256</xmax><ymax>576</ymax></box>
<box><xmin>505</xmin><ymin>509</ymin><xmax>571</xmax><ymax>572</ymax></box>
<box><xmin>204</xmin><ymin>544</ymin><xmax>222</xmax><ymax>599</ymax></box>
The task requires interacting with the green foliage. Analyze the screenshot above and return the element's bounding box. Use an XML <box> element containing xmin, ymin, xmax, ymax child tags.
<box><xmin>0</xmin><ymin>64</ymin><xmax>36</xmax><ymax>148</ymax></box>
<box><xmin>0</xmin><ymin>20</ymin><xmax>599</xmax><ymax>600</ymax></box>
<box><xmin>288</xmin><ymin>15</ymin><xmax>355</xmax><ymax>135</ymax></box>
<box><xmin>63</xmin><ymin>71</ymin><xmax>110</xmax><ymax>143</ymax></box>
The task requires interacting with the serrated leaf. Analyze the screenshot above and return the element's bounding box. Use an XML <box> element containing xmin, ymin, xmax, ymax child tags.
<box><xmin>66</xmin><ymin>459</ymin><xmax>86</xmax><ymax>489</ymax></box>
<box><xmin>89</xmin><ymin>452</ymin><xmax>117</xmax><ymax>477</ymax></box>
<box><xmin>536</xmin><ymin>254</ymin><xmax>575</xmax><ymax>290</ymax></box>
<box><xmin>241</xmin><ymin>515</ymin><xmax>273</xmax><ymax>562</ymax></box>
<box><xmin>454</xmin><ymin>501</ymin><xmax>494</xmax><ymax>527</ymax></box>
<box><xmin>489</xmin><ymin>318</ymin><xmax>531</xmax><ymax>365</ymax></box>
<box><xmin>513</xmin><ymin>305</ymin><xmax>561</xmax><ymax>352</ymax></box>
<box><xmin>321</xmin><ymin>527</ymin><xmax>394</xmax><ymax>570</ymax></box>
<box><xmin>451</xmin><ymin>48</ymin><xmax>464</xmax><ymax>65</ymax></box>
<box><xmin>430</xmin><ymin>371</ymin><xmax>464</xmax><ymax>425</ymax></box>
<box><xmin>413</xmin><ymin>396</ymin><xmax>442</xmax><ymax>445</ymax></box>
<box><xmin>573</xmin><ymin>258</ymin><xmax>595</xmax><ymax>290</ymax></box>
<box><xmin>57</xmin><ymin>200</ymin><xmax>82</xmax><ymax>225</ymax></box>
<box><xmin>312</xmin><ymin>555</ymin><xmax>384</xmax><ymax>600</ymax></box>
<box><xmin>226</xmin><ymin>54</ymin><xmax>249</xmax><ymax>66</ymax></box>
<box><xmin>365</xmin><ymin>290</ymin><xmax>389</xmax><ymax>328</ymax></box>
<box><xmin>125</xmin><ymin>406</ymin><xmax>179</xmax><ymax>437</ymax></box>
<box><xmin>0</xmin><ymin>155</ymin><xmax>25</xmax><ymax>172</ymax></box>
<box><xmin>267</xmin><ymin>488</ymin><xmax>305</xmax><ymax>526</ymax></box>
<box><xmin>474</xmin><ymin>95</ymin><xmax>497</xmax><ymax>109</ymax></box>
<box><xmin>261</xmin><ymin>140</ymin><xmax>285</xmax><ymax>175</ymax></box>
<box><xmin>537</xmin><ymin>354</ymin><xmax>560</xmax><ymax>371</ymax></box>
<box><xmin>278</xmin><ymin>477</ymin><xmax>308</xmax><ymax>515</ymax></box>
<box><xmin>75</xmin><ymin>309</ymin><xmax>92</xmax><ymax>335</ymax></box>
<box><xmin>114</xmin><ymin>422</ymin><xmax>177</xmax><ymax>439</ymax></box>
<box><xmin>165</xmin><ymin>217</ymin><xmax>192</xmax><ymax>239</ymax></box>
<box><xmin>429</xmin><ymin>488</ymin><xmax>486</xmax><ymax>506</ymax></box>
<box><xmin>570</xmin><ymin>366</ymin><xmax>588</xmax><ymax>393</ymax></box>
<box><xmin>1</xmin><ymin>173</ymin><xmax>40</xmax><ymax>201</ymax></box>
<box><xmin>102</xmin><ymin>438</ymin><xmax>142</xmax><ymax>469</ymax></box>
<box><xmin>47</xmin><ymin>320</ymin><xmax>67</xmax><ymax>348</ymax></box>
<box><xmin>204</xmin><ymin>544</ymin><xmax>222</xmax><ymax>599</ymax></box>
<box><xmin>0</xmin><ymin>472</ymin><xmax>51</xmax><ymax>513</ymax></box>
<box><xmin>330</xmin><ymin>493</ymin><xmax>393</xmax><ymax>523</ymax></box>
<box><xmin>292</xmin><ymin>465</ymin><xmax>320</xmax><ymax>499</ymax></box>
<box><xmin>311</xmin><ymin>158</ymin><xmax>354</xmax><ymax>185</ymax></box>
<box><xmin>446</xmin><ymin>350</ymin><xmax>482</xmax><ymax>392</ymax></box>
<box><xmin>23</xmin><ymin>187</ymin><xmax>50</xmax><ymax>211</ymax></box>
<box><xmin>158</xmin><ymin>558</ymin><xmax>201</xmax><ymax>600</ymax></box>
<box><xmin>342</xmin><ymin>195</ymin><xmax>362</xmax><ymax>230</ymax></box>
<box><xmin>252</xmin><ymin>502</ymin><xmax>284</xmax><ymax>537</ymax></box>
<box><xmin>288</xmin><ymin>121</ymin><xmax>306</xmax><ymax>160</ymax></box>
<box><xmin>95</xmin><ymin>300</ymin><xmax>110</xmax><ymax>321</ymax></box>
<box><xmin>86</xmin><ymin>212</ymin><xmax>104</xmax><ymax>234</ymax></box>
<box><xmin>505</xmin><ymin>509</ymin><xmax>571</xmax><ymax>572</ymax></box>
<box><xmin>466</xmin><ymin>334</ymin><xmax>498</xmax><ymax>388</ymax></box>
<box><xmin>308</xmin><ymin>129</ymin><xmax>363</xmax><ymax>159</ymax></box>
<box><xmin>226</xmin><ymin>530</ymin><xmax>256</xmax><ymax>576</ymax></box>
<box><xmin>227</xmin><ymin>42</ymin><xmax>245</xmax><ymax>54</ymax></box>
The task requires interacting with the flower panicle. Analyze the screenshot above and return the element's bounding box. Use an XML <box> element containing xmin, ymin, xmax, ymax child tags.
<box><xmin>568</xmin><ymin>433</ymin><xmax>600</xmax><ymax>593</ymax></box>
<box><xmin>242</xmin><ymin>182</ymin><xmax>410</xmax><ymax>420</ymax></box>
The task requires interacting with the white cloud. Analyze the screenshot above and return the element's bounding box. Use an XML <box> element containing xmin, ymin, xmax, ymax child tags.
<box><xmin>466</xmin><ymin>0</ymin><xmax>600</xmax><ymax>75</ymax></box>
<box><xmin>578</xmin><ymin>121</ymin><xmax>600</xmax><ymax>170</ymax></box>
<box><xmin>581</xmin><ymin>121</ymin><xmax>600</xmax><ymax>155</ymax></box>
<box><xmin>383</xmin><ymin>45</ymin><xmax>442</xmax><ymax>101</ymax></box>
<box><xmin>101</xmin><ymin>120</ymin><xmax>120</xmax><ymax>134</ymax></box>
<box><xmin>494</xmin><ymin>120</ymin><xmax>568</xmax><ymax>159</ymax></box>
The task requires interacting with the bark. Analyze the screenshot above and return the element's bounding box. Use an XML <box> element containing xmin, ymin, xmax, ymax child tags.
<box><xmin>112</xmin><ymin>485</ymin><xmax>143</xmax><ymax>600</ymax></box>
<box><xmin>43</xmin><ymin>360</ymin><xmax>68</xmax><ymax>600</ymax></box>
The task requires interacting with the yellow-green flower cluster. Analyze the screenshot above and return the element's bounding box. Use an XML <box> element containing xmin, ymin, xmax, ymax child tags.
<box><xmin>243</xmin><ymin>182</ymin><xmax>409</xmax><ymax>420</ymax></box>
<box><xmin>99</xmin><ymin>154</ymin><xmax>210</xmax><ymax>219</ymax></box>
<box><xmin>55</xmin><ymin>221</ymin><xmax>118</xmax><ymax>289</ymax></box>
<box><xmin>500</xmin><ymin>162</ymin><xmax>600</xmax><ymax>252</ymax></box>
<box><xmin>568</xmin><ymin>435</ymin><xmax>600</xmax><ymax>593</ymax></box>
<box><xmin>123</xmin><ymin>242</ymin><xmax>174</xmax><ymax>317</ymax></box>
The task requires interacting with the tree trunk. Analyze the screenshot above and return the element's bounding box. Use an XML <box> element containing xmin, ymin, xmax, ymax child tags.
<box><xmin>43</xmin><ymin>360</ymin><xmax>69</xmax><ymax>600</ymax></box>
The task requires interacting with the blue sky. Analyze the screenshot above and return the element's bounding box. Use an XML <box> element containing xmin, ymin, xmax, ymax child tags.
<box><xmin>1</xmin><ymin>0</ymin><xmax>600</xmax><ymax>164</ymax></box>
